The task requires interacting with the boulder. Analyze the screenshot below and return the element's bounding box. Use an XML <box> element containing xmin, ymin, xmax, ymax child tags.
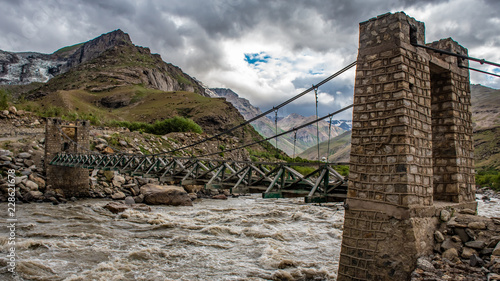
<box><xmin>124</xmin><ymin>196</ymin><xmax>135</xmax><ymax>205</ymax></box>
<box><xmin>468</xmin><ymin>221</ymin><xmax>487</xmax><ymax>230</ymax></box>
<box><xmin>461</xmin><ymin>247</ymin><xmax>477</xmax><ymax>259</ymax></box>
<box><xmin>112</xmin><ymin>175</ymin><xmax>126</xmax><ymax>187</ymax></box>
<box><xmin>104</xmin><ymin>202</ymin><xmax>129</xmax><ymax>214</ymax></box>
<box><xmin>24</xmin><ymin>190</ymin><xmax>43</xmax><ymax>201</ymax></box>
<box><xmin>8</xmin><ymin>106</ymin><xmax>17</xmax><ymax>114</ymax></box>
<box><xmin>440</xmin><ymin>209</ymin><xmax>451</xmax><ymax>222</ymax></box>
<box><xmin>25</xmin><ymin>180</ymin><xmax>39</xmax><ymax>191</ymax></box>
<box><xmin>133</xmin><ymin>194</ymin><xmax>144</xmax><ymax>204</ymax></box>
<box><xmin>493</xmin><ymin>242</ymin><xmax>500</xmax><ymax>256</ymax></box>
<box><xmin>442</xmin><ymin>248</ymin><xmax>459</xmax><ymax>262</ymax></box>
<box><xmin>18</xmin><ymin>152</ymin><xmax>32</xmax><ymax>159</ymax></box>
<box><xmin>465</xmin><ymin>240</ymin><xmax>486</xmax><ymax>250</ymax></box>
<box><xmin>211</xmin><ymin>194</ymin><xmax>228</xmax><ymax>200</ymax></box>
<box><xmin>434</xmin><ymin>231</ymin><xmax>445</xmax><ymax>243</ymax></box>
<box><xmin>140</xmin><ymin>184</ymin><xmax>192</xmax><ymax>206</ymax></box>
<box><xmin>111</xmin><ymin>191</ymin><xmax>126</xmax><ymax>200</ymax></box>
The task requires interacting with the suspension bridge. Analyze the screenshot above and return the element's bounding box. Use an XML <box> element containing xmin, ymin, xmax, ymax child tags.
<box><xmin>46</xmin><ymin>29</ymin><xmax>499</xmax><ymax>204</ymax></box>
<box><xmin>46</xmin><ymin>61</ymin><xmax>358</xmax><ymax>203</ymax></box>
<box><xmin>43</xmin><ymin>12</ymin><xmax>500</xmax><ymax>281</ymax></box>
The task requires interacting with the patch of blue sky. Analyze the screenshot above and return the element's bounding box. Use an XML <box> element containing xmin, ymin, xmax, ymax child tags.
<box><xmin>308</xmin><ymin>69</ymin><xmax>324</xmax><ymax>75</ymax></box>
<box><xmin>244</xmin><ymin>52</ymin><xmax>270</xmax><ymax>65</ymax></box>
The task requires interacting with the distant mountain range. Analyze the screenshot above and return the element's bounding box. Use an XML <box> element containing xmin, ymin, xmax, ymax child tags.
<box><xmin>209</xmin><ymin>88</ymin><xmax>348</xmax><ymax>157</ymax></box>
<box><xmin>0</xmin><ymin>30</ymin><xmax>260</xmax><ymax>145</ymax></box>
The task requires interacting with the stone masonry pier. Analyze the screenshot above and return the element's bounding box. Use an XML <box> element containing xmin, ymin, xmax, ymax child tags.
<box><xmin>45</xmin><ymin>118</ymin><xmax>90</xmax><ymax>198</ymax></box>
<box><xmin>337</xmin><ymin>12</ymin><xmax>476</xmax><ymax>280</ymax></box>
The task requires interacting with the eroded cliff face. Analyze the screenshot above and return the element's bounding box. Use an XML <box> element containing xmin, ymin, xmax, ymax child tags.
<box><xmin>0</xmin><ymin>30</ymin><xmax>131</xmax><ymax>85</ymax></box>
<box><xmin>0</xmin><ymin>29</ymin><xmax>206</xmax><ymax>96</ymax></box>
<box><xmin>0</xmin><ymin>50</ymin><xmax>65</xmax><ymax>84</ymax></box>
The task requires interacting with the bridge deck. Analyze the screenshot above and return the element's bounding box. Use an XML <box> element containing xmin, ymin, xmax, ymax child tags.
<box><xmin>50</xmin><ymin>152</ymin><xmax>348</xmax><ymax>202</ymax></box>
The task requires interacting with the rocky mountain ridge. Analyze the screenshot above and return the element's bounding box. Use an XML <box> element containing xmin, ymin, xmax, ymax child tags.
<box><xmin>0</xmin><ymin>30</ymin><xmax>131</xmax><ymax>85</ymax></box>
<box><xmin>210</xmin><ymin>88</ymin><xmax>346</xmax><ymax>157</ymax></box>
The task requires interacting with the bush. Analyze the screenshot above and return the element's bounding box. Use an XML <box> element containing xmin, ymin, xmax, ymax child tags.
<box><xmin>109</xmin><ymin>116</ymin><xmax>202</xmax><ymax>135</ymax></box>
<box><xmin>0</xmin><ymin>89</ymin><xmax>9</xmax><ymax>110</ymax></box>
<box><xmin>476</xmin><ymin>169</ymin><xmax>500</xmax><ymax>190</ymax></box>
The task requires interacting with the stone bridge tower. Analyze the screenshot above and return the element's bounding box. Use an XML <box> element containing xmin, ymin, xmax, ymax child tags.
<box><xmin>337</xmin><ymin>12</ymin><xmax>476</xmax><ymax>280</ymax></box>
<box><xmin>45</xmin><ymin>118</ymin><xmax>90</xmax><ymax>197</ymax></box>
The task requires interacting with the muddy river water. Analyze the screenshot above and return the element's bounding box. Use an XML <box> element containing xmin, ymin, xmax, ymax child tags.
<box><xmin>0</xmin><ymin>195</ymin><xmax>347</xmax><ymax>280</ymax></box>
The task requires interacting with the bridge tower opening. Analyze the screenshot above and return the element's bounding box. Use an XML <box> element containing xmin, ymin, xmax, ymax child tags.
<box><xmin>337</xmin><ymin>12</ymin><xmax>476</xmax><ymax>280</ymax></box>
<box><xmin>45</xmin><ymin>118</ymin><xmax>90</xmax><ymax>198</ymax></box>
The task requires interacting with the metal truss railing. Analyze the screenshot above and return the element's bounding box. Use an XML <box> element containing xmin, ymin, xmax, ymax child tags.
<box><xmin>50</xmin><ymin>152</ymin><xmax>348</xmax><ymax>202</ymax></box>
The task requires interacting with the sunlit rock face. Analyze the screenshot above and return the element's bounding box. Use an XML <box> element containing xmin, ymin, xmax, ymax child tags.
<box><xmin>0</xmin><ymin>29</ymin><xmax>131</xmax><ymax>85</ymax></box>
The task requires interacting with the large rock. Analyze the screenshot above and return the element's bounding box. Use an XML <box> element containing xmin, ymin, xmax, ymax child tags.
<box><xmin>25</xmin><ymin>180</ymin><xmax>39</xmax><ymax>191</ymax></box>
<box><xmin>111</xmin><ymin>191</ymin><xmax>126</xmax><ymax>200</ymax></box>
<box><xmin>442</xmin><ymin>248</ymin><xmax>459</xmax><ymax>262</ymax></box>
<box><xmin>104</xmin><ymin>202</ymin><xmax>129</xmax><ymax>214</ymax></box>
<box><xmin>24</xmin><ymin>190</ymin><xmax>43</xmax><ymax>201</ymax></box>
<box><xmin>140</xmin><ymin>184</ymin><xmax>192</xmax><ymax>206</ymax></box>
<box><xmin>112</xmin><ymin>175</ymin><xmax>126</xmax><ymax>187</ymax></box>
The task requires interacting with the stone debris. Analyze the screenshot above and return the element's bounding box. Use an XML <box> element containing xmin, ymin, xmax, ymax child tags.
<box><xmin>412</xmin><ymin>204</ymin><xmax>500</xmax><ymax>281</ymax></box>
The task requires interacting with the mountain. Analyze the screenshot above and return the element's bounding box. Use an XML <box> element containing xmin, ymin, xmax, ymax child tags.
<box><xmin>471</xmin><ymin>84</ymin><xmax>500</xmax><ymax>169</ymax></box>
<box><xmin>1</xmin><ymin>30</ymin><xmax>133</xmax><ymax>85</ymax></box>
<box><xmin>298</xmin><ymin>130</ymin><xmax>352</xmax><ymax>163</ymax></box>
<box><xmin>209</xmin><ymin>88</ymin><xmax>346</xmax><ymax>156</ymax></box>
<box><xmin>0</xmin><ymin>30</ymin><xmax>264</xmax><ymax>144</ymax></box>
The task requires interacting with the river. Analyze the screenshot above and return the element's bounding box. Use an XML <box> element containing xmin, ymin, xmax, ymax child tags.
<box><xmin>0</xmin><ymin>195</ymin><xmax>345</xmax><ymax>281</ymax></box>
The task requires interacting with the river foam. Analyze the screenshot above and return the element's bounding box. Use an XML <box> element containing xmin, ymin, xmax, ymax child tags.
<box><xmin>0</xmin><ymin>195</ymin><xmax>344</xmax><ymax>280</ymax></box>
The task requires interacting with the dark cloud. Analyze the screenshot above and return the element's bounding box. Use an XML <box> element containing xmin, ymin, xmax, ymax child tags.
<box><xmin>0</xmin><ymin>0</ymin><xmax>498</xmax><ymax>117</ymax></box>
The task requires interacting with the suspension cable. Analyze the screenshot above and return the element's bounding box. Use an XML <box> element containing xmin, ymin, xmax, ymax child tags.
<box><xmin>313</xmin><ymin>85</ymin><xmax>320</xmax><ymax>162</ymax></box>
<box><xmin>293</xmin><ymin>130</ymin><xmax>298</xmax><ymax>160</ymax></box>
<box><xmin>460</xmin><ymin>65</ymin><xmax>500</xmax><ymax>78</ymax></box>
<box><xmin>327</xmin><ymin>116</ymin><xmax>333</xmax><ymax>162</ymax></box>
<box><xmin>149</xmin><ymin>61</ymin><xmax>357</xmax><ymax>156</ymax></box>
<box><xmin>274</xmin><ymin>109</ymin><xmax>278</xmax><ymax>150</ymax></box>
<box><xmin>195</xmin><ymin>104</ymin><xmax>354</xmax><ymax>159</ymax></box>
<box><xmin>412</xmin><ymin>43</ymin><xmax>500</xmax><ymax>68</ymax></box>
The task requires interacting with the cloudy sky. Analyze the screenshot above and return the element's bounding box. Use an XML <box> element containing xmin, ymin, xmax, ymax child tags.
<box><xmin>1</xmin><ymin>0</ymin><xmax>499</xmax><ymax>119</ymax></box>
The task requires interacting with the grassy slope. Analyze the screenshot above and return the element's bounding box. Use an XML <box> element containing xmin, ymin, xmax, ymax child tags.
<box><xmin>471</xmin><ymin>85</ymin><xmax>500</xmax><ymax>170</ymax></box>
<box><xmin>298</xmin><ymin>131</ymin><xmax>352</xmax><ymax>163</ymax></box>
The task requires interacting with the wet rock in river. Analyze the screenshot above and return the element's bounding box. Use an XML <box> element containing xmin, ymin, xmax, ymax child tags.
<box><xmin>140</xmin><ymin>184</ymin><xmax>192</xmax><ymax>206</ymax></box>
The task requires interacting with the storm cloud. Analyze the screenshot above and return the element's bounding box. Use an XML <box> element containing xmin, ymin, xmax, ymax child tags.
<box><xmin>1</xmin><ymin>0</ymin><xmax>499</xmax><ymax>118</ymax></box>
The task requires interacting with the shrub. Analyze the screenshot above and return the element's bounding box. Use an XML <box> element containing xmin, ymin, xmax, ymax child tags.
<box><xmin>108</xmin><ymin>116</ymin><xmax>202</xmax><ymax>135</ymax></box>
<box><xmin>0</xmin><ymin>89</ymin><xmax>9</xmax><ymax>110</ymax></box>
<box><xmin>476</xmin><ymin>169</ymin><xmax>500</xmax><ymax>190</ymax></box>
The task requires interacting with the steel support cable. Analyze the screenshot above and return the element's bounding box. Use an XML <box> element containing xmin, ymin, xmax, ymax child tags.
<box><xmin>293</xmin><ymin>131</ymin><xmax>298</xmax><ymax>160</ymax></box>
<box><xmin>274</xmin><ymin>110</ymin><xmax>278</xmax><ymax>150</ymax></box>
<box><xmin>411</xmin><ymin>43</ymin><xmax>500</xmax><ymax>68</ymax></box>
<box><xmin>149</xmin><ymin>60</ymin><xmax>357</xmax><ymax>156</ymax></box>
<box><xmin>460</xmin><ymin>65</ymin><xmax>500</xmax><ymax>78</ymax></box>
<box><xmin>326</xmin><ymin>116</ymin><xmax>333</xmax><ymax>161</ymax></box>
<box><xmin>314</xmin><ymin>86</ymin><xmax>320</xmax><ymax>162</ymax></box>
<box><xmin>195</xmin><ymin>104</ymin><xmax>354</xmax><ymax>159</ymax></box>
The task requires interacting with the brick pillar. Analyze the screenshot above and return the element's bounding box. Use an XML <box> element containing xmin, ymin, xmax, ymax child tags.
<box><xmin>337</xmin><ymin>12</ymin><xmax>476</xmax><ymax>281</ymax></box>
<box><xmin>429</xmin><ymin>39</ymin><xmax>475</xmax><ymax>203</ymax></box>
<box><xmin>45</xmin><ymin>118</ymin><xmax>90</xmax><ymax>197</ymax></box>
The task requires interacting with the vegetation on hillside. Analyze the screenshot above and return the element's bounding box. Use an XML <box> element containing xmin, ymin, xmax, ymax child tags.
<box><xmin>53</xmin><ymin>43</ymin><xmax>84</xmax><ymax>55</ymax></box>
<box><xmin>0</xmin><ymin>89</ymin><xmax>9</xmax><ymax>110</ymax></box>
<box><xmin>109</xmin><ymin>116</ymin><xmax>203</xmax><ymax>135</ymax></box>
<box><xmin>476</xmin><ymin>169</ymin><xmax>500</xmax><ymax>190</ymax></box>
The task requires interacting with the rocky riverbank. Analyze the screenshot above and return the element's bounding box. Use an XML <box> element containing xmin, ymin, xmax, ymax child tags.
<box><xmin>411</xmin><ymin>190</ymin><xmax>500</xmax><ymax>281</ymax></box>
<box><xmin>0</xmin><ymin>110</ymin><xmax>247</xmax><ymax>205</ymax></box>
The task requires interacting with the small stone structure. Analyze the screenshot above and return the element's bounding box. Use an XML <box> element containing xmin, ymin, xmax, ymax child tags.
<box><xmin>337</xmin><ymin>12</ymin><xmax>476</xmax><ymax>280</ymax></box>
<box><xmin>45</xmin><ymin>118</ymin><xmax>90</xmax><ymax>197</ymax></box>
